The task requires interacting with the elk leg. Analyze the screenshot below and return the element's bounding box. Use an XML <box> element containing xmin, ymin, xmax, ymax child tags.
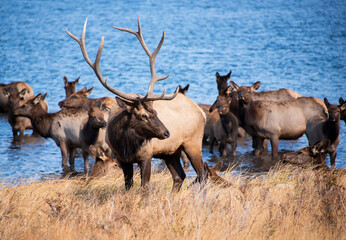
<box><xmin>330</xmin><ymin>151</ymin><xmax>336</xmax><ymax>169</ymax></box>
<box><xmin>254</xmin><ymin>137</ymin><xmax>264</xmax><ymax>157</ymax></box>
<box><xmin>138</xmin><ymin>159</ymin><xmax>151</xmax><ymax>189</ymax></box>
<box><xmin>82</xmin><ymin>151</ymin><xmax>89</xmax><ymax>176</ymax></box>
<box><xmin>180</xmin><ymin>150</ymin><xmax>190</xmax><ymax>169</ymax></box>
<box><xmin>68</xmin><ymin>147</ymin><xmax>76</xmax><ymax>167</ymax></box>
<box><xmin>209</xmin><ymin>136</ymin><xmax>215</xmax><ymax>154</ymax></box>
<box><xmin>60</xmin><ymin>142</ymin><xmax>69</xmax><ymax>172</ymax></box>
<box><xmin>121</xmin><ymin>162</ymin><xmax>134</xmax><ymax>190</ymax></box>
<box><xmin>270</xmin><ymin>136</ymin><xmax>279</xmax><ymax>159</ymax></box>
<box><xmin>219</xmin><ymin>140</ymin><xmax>227</xmax><ymax>157</ymax></box>
<box><xmin>164</xmin><ymin>154</ymin><xmax>186</xmax><ymax>191</ymax></box>
<box><xmin>183</xmin><ymin>145</ymin><xmax>204</xmax><ymax>184</ymax></box>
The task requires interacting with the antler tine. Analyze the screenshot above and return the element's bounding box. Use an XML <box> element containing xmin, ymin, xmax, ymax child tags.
<box><xmin>66</xmin><ymin>19</ymin><xmax>140</xmax><ymax>102</ymax></box>
<box><xmin>113</xmin><ymin>18</ymin><xmax>178</xmax><ymax>101</ymax></box>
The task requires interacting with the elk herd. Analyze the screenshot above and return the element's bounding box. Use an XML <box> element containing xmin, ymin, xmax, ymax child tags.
<box><xmin>0</xmin><ymin>18</ymin><xmax>345</xmax><ymax>191</ymax></box>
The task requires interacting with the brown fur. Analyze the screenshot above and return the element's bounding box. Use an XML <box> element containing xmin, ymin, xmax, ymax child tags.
<box><xmin>0</xmin><ymin>82</ymin><xmax>33</xmax><ymax>113</ymax></box>
<box><xmin>306</xmin><ymin>98</ymin><xmax>341</xmax><ymax>168</ymax></box>
<box><xmin>13</xmin><ymin>93</ymin><xmax>95</xmax><ymax>174</ymax></box>
<box><xmin>281</xmin><ymin>140</ymin><xmax>329</xmax><ymax>168</ymax></box>
<box><xmin>238</xmin><ymin>94</ymin><xmax>328</xmax><ymax>158</ymax></box>
<box><xmin>203</xmin><ymin>161</ymin><xmax>231</xmax><ymax>187</ymax></box>
<box><xmin>216</xmin><ymin>70</ymin><xmax>232</xmax><ymax>94</ymax></box>
<box><xmin>59</xmin><ymin>86</ymin><xmax>115</xmax><ymax>112</ymax></box>
<box><xmin>89</xmin><ymin>145</ymin><xmax>120</xmax><ymax>178</ymax></box>
<box><xmin>63</xmin><ymin>76</ymin><xmax>80</xmax><ymax>98</ymax></box>
<box><xmin>5</xmin><ymin>89</ymin><xmax>48</xmax><ymax>137</ymax></box>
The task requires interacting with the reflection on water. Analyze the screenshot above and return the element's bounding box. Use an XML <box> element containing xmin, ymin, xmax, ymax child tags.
<box><xmin>0</xmin><ymin>0</ymin><xmax>345</xmax><ymax>183</ymax></box>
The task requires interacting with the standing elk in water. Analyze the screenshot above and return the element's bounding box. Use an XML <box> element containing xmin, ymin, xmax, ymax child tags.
<box><xmin>281</xmin><ymin>140</ymin><xmax>330</xmax><ymax>167</ymax></box>
<box><xmin>4</xmin><ymin>89</ymin><xmax>48</xmax><ymax>137</ymax></box>
<box><xmin>58</xmin><ymin>86</ymin><xmax>115</xmax><ymax>112</ymax></box>
<box><xmin>238</xmin><ymin>93</ymin><xmax>328</xmax><ymax>158</ymax></box>
<box><xmin>67</xmin><ymin>19</ymin><xmax>206</xmax><ymax>190</ymax></box>
<box><xmin>63</xmin><ymin>76</ymin><xmax>80</xmax><ymax>98</ymax></box>
<box><xmin>13</xmin><ymin>93</ymin><xmax>108</xmax><ymax>175</ymax></box>
<box><xmin>0</xmin><ymin>82</ymin><xmax>33</xmax><ymax>113</ymax></box>
<box><xmin>306</xmin><ymin>98</ymin><xmax>342</xmax><ymax>168</ymax></box>
<box><xmin>339</xmin><ymin>97</ymin><xmax>346</xmax><ymax>124</ymax></box>
<box><xmin>207</xmin><ymin>89</ymin><xmax>238</xmax><ymax>156</ymax></box>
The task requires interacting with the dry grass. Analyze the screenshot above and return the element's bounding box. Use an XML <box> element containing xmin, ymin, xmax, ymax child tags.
<box><xmin>0</xmin><ymin>164</ymin><xmax>345</xmax><ymax>240</ymax></box>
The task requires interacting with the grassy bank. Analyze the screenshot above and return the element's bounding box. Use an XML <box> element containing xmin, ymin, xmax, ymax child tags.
<box><xmin>0</xmin><ymin>164</ymin><xmax>345</xmax><ymax>240</ymax></box>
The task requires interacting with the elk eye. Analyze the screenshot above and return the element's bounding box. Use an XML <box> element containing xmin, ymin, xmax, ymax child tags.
<box><xmin>142</xmin><ymin>114</ymin><xmax>148</xmax><ymax>120</ymax></box>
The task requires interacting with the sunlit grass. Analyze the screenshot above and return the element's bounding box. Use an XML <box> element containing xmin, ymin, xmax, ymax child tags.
<box><xmin>0</xmin><ymin>164</ymin><xmax>344</xmax><ymax>240</ymax></box>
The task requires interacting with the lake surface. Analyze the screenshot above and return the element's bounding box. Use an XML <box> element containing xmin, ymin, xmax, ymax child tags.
<box><xmin>0</xmin><ymin>0</ymin><xmax>345</xmax><ymax>183</ymax></box>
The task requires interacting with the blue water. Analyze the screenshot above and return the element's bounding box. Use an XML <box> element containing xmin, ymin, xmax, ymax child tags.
<box><xmin>0</xmin><ymin>0</ymin><xmax>345</xmax><ymax>182</ymax></box>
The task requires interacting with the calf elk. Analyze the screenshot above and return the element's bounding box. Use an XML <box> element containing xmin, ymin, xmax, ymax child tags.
<box><xmin>89</xmin><ymin>145</ymin><xmax>119</xmax><ymax>178</ymax></box>
<box><xmin>67</xmin><ymin>19</ymin><xmax>206</xmax><ymax>190</ymax></box>
<box><xmin>281</xmin><ymin>140</ymin><xmax>330</xmax><ymax>167</ymax></box>
<box><xmin>306</xmin><ymin>98</ymin><xmax>342</xmax><ymax>168</ymax></box>
<box><xmin>0</xmin><ymin>81</ymin><xmax>33</xmax><ymax>113</ymax></box>
<box><xmin>63</xmin><ymin>76</ymin><xmax>80</xmax><ymax>98</ymax></box>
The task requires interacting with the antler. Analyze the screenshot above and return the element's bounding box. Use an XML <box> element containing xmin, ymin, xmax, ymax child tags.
<box><xmin>66</xmin><ymin>18</ymin><xmax>178</xmax><ymax>102</ymax></box>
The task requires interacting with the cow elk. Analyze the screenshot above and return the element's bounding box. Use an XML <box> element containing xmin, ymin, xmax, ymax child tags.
<box><xmin>238</xmin><ymin>93</ymin><xmax>328</xmax><ymax>158</ymax></box>
<box><xmin>63</xmin><ymin>76</ymin><xmax>80</xmax><ymax>98</ymax></box>
<box><xmin>306</xmin><ymin>98</ymin><xmax>342</xmax><ymax>168</ymax></box>
<box><xmin>0</xmin><ymin>82</ymin><xmax>33</xmax><ymax>113</ymax></box>
<box><xmin>13</xmin><ymin>93</ymin><xmax>107</xmax><ymax>175</ymax></box>
<box><xmin>281</xmin><ymin>140</ymin><xmax>330</xmax><ymax>168</ymax></box>
<box><xmin>67</xmin><ymin>18</ymin><xmax>206</xmax><ymax>190</ymax></box>
<box><xmin>59</xmin><ymin>86</ymin><xmax>115</xmax><ymax>112</ymax></box>
<box><xmin>4</xmin><ymin>88</ymin><xmax>48</xmax><ymax>137</ymax></box>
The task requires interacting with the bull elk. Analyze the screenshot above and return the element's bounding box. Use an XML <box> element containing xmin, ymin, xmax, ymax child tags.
<box><xmin>66</xmin><ymin>18</ymin><xmax>206</xmax><ymax>190</ymax></box>
<box><xmin>0</xmin><ymin>81</ymin><xmax>33</xmax><ymax>113</ymax></box>
<box><xmin>63</xmin><ymin>76</ymin><xmax>80</xmax><ymax>98</ymax></box>
<box><xmin>306</xmin><ymin>98</ymin><xmax>342</xmax><ymax>168</ymax></box>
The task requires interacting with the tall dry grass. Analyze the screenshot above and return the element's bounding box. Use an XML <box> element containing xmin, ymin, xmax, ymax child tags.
<box><xmin>0</xmin><ymin>164</ymin><xmax>345</xmax><ymax>240</ymax></box>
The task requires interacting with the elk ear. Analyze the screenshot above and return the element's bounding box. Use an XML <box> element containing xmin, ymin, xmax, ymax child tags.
<box><xmin>226</xmin><ymin>70</ymin><xmax>232</xmax><ymax>79</ymax></box>
<box><xmin>3</xmin><ymin>88</ymin><xmax>10</xmax><ymax>97</ymax></box>
<box><xmin>324</xmin><ymin>98</ymin><xmax>331</xmax><ymax>107</ymax></box>
<box><xmin>339</xmin><ymin>97</ymin><xmax>345</xmax><ymax>105</ymax></box>
<box><xmin>212</xmin><ymin>161</ymin><xmax>223</xmax><ymax>172</ymax></box>
<box><xmin>216</xmin><ymin>72</ymin><xmax>220</xmax><ymax>78</ymax></box>
<box><xmin>251</xmin><ymin>81</ymin><xmax>261</xmax><ymax>91</ymax></box>
<box><xmin>85</xmin><ymin>87</ymin><xmax>94</xmax><ymax>96</ymax></box>
<box><xmin>229</xmin><ymin>81</ymin><xmax>239</xmax><ymax>91</ymax></box>
<box><xmin>41</xmin><ymin>93</ymin><xmax>48</xmax><ymax>101</ymax></box>
<box><xmin>74</xmin><ymin>76</ymin><xmax>80</xmax><ymax>84</ymax></box>
<box><xmin>19</xmin><ymin>88</ymin><xmax>27</xmax><ymax>99</ymax></box>
<box><xmin>33</xmin><ymin>94</ymin><xmax>43</xmax><ymax>105</ymax></box>
<box><xmin>116</xmin><ymin>97</ymin><xmax>135</xmax><ymax>112</ymax></box>
<box><xmin>63</xmin><ymin>76</ymin><xmax>68</xmax><ymax>86</ymax></box>
<box><xmin>180</xmin><ymin>84</ymin><xmax>189</xmax><ymax>94</ymax></box>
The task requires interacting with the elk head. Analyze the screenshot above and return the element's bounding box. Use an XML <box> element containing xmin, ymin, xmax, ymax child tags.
<box><xmin>63</xmin><ymin>76</ymin><xmax>80</xmax><ymax>98</ymax></box>
<box><xmin>66</xmin><ymin>18</ymin><xmax>178</xmax><ymax>141</ymax></box>
<box><xmin>216</xmin><ymin>70</ymin><xmax>232</xmax><ymax>94</ymax></box>
<box><xmin>87</xmin><ymin>106</ymin><xmax>108</xmax><ymax>129</ymax></box>
<box><xmin>4</xmin><ymin>88</ymin><xmax>28</xmax><ymax>110</ymax></box>
<box><xmin>89</xmin><ymin>145</ymin><xmax>119</xmax><ymax>178</ymax></box>
<box><xmin>58</xmin><ymin>86</ymin><xmax>94</xmax><ymax>109</ymax></box>
<box><xmin>324</xmin><ymin>98</ymin><xmax>341</xmax><ymax>122</ymax></box>
<box><xmin>203</xmin><ymin>161</ymin><xmax>231</xmax><ymax>187</ymax></box>
<box><xmin>13</xmin><ymin>93</ymin><xmax>47</xmax><ymax>119</ymax></box>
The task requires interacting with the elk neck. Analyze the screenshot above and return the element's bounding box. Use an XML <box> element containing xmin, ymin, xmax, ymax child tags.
<box><xmin>31</xmin><ymin>105</ymin><xmax>53</xmax><ymax>138</ymax></box>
